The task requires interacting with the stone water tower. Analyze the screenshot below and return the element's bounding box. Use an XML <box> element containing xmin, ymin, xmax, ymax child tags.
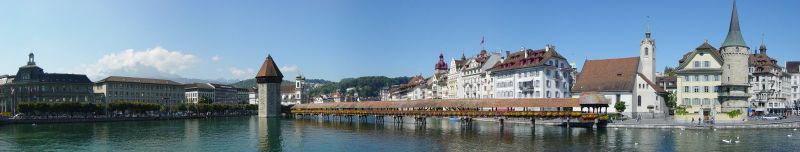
<box><xmin>256</xmin><ymin>55</ymin><xmax>283</xmax><ymax>117</ymax></box>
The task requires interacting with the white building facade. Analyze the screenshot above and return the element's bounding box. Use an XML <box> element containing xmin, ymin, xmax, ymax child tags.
<box><xmin>490</xmin><ymin>45</ymin><xmax>575</xmax><ymax>99</ymax></box>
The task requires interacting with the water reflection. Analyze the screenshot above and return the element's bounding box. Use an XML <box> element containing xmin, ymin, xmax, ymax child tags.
<box><xmin>258</xmin><ymin>118</ymin><xmax>282</xmax><ymax>152</ymax></box>
<box><xmin>0</xmin><ymin>116</ymin><xmax>797</xmax><ymax>151</ymax></box>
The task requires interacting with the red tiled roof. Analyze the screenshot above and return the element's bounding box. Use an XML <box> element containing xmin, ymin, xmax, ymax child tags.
<box><xmin>572</xmin><ymin>57</ymin><xmax>639</xmax><ymax>92</ymax></box>
<box><xmin>489</xmin><ymin>48</ymin><xmax>566</xmax><ymax>72</ymax></box>
<box><xmin>256</xmin><ymin>55</ymin><xmax>283</xmax><ymax>83</ymax></box>
<box><xmin>749</xmin><ymin>52</ymin><xmax>780</xmax><ymax>74</ymax></box>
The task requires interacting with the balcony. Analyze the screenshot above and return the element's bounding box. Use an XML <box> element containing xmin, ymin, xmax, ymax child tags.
<box><xmin>519</xmin><ymin>85</ymin><xmax>536</xmax><ymax>92</ymax></box>
<box><xmin>718</xmin><ymin>92</ymin><xmax>750</xmax><ymax>97</ymax></box>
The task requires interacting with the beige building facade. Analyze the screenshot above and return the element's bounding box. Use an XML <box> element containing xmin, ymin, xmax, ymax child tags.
<box><xmin>675</xmin><ymin>42</ymin><xmax>726</xmax><ymax>122</ymax></box>
<box><xmin>94</xmin><ymin>76</ymin><xmax>185</xmax><ymax>104</ymax></box>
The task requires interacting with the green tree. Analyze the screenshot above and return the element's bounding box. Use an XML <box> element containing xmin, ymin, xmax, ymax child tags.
<box><xmin>664</xmin><ymin>66</ymin><xmax>676</xmax><ymax>77</ymax></box>
<box><xmin>666</xmin><ymin>93</ymin><xmax>677</xmax><ymax>109</ymax></box>
<box><xmin>614</xmin><ymin>101</ymin><xmax>626</xmax><ymax>113</ymax></box>
<box><xmin>199</xmin><ymin>96</ymin><xmax>213</xmax><ymax>104</ymax></box>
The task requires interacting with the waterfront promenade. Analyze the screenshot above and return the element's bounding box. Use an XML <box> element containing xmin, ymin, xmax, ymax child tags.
<box><xmin>475</xmin><ymin>116</ymin><xmax>800</xmax><ymax>129</ymax></box>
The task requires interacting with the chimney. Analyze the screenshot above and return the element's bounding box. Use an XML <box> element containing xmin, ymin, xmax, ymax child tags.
<box><xmin>519</xmin><ymin>48</ymin><xmax>526</xmax><ymax>58</ymax></box>
<box><xmin>545</xmin><ymin>45</ymin><xmax>550</xmax><ymax>52</ymax></box>
<box><xmin>506</xmin><ymin>51</ymin><xmax>510</xmax><ymax>58</ymax></box>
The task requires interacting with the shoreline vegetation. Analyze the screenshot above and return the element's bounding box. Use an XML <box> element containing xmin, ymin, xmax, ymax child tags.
<box><xmin>1</xmin><ymin>101</ymin><xmax>259</xmax><ymax>124</ymax></box>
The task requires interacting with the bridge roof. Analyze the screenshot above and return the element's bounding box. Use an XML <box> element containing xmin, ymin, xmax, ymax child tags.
<box><xmin>292</xmin><ymin>98</ymin><xmax>579</xmax><ymax>109</ymax></box>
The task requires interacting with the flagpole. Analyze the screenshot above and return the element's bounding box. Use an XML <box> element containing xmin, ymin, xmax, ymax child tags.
<box><xmin>480</xmin><ymin>36</ymin><xmax>485</xmax><ymax>51</ymax></box>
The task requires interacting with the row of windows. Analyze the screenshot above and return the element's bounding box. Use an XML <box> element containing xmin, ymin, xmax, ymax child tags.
<box><xmin>0</xmin><ymin>85</ymin><xmax>92</xmax><ymax>94</ymax></box>
<box><xmin>683</xmin><ymin>75</ymin><xmax>720</xmax><ymax>82</ymax></box>
<box><xmin>107</xmin><ymin>91</ymin><xmax>183</xmax><ymax>98</ymax></box>
<box><xmin>495</xmin><ymin>80</ymin><xmax>570</xmax><ymax>89</ymax></box>
<box><xmin>108</xmin><ymin>83</ymin><xmax>182</xmax><ymax>92</ymax></box>
<box><xmin>692</xmin><ymin>61</ymin><xmax>712</xmax><ymax>68</ymax></box>
<box><xmin>8</xmin><ymin>96</ymin><xmax>91</xmax><ymax>102</ymax></box>
<box><xmin>496</xmin><ymin>90</ymin><xmax>569</xmax><ymax>98</ymax></box>
<box><xmin>681</xmin><ymin>98</ymin><xmax>718</xmax><ymax>106</ymax></box>
<box><xmin>683</xmin><ymin>86</ymin><xmax>718</xmax><ymax>93</ymax></box>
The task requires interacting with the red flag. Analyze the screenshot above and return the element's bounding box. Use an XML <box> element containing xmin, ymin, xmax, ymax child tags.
<box><xmin>480</xmin><ymin>36</ymin><xmax>485</xmax><ymax>45</ymax></box>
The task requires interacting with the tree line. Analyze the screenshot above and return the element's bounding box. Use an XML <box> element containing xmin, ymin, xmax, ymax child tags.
<box><xmin>15</xmin><ymin>101</ymin><xmax>258</xmax><ymax>119</ymax></box>
<box><xmin>309</xmin><ymin>76</ymin><xmax>412</xmax><ymax>97</ymax></box>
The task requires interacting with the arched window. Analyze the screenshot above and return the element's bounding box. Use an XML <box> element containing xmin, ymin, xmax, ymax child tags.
<box><xmin>638</xmin><ymin>96</ymin><xmax>642</xmax><ymax>106</ymax></box>
<box><xmin>645</xmin><ymin>48</ymin><xmax>649</xmax><ymax>56</ymax></box>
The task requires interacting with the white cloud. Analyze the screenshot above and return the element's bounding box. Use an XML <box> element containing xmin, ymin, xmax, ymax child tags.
<box><xmin>229</xmin><ymin>67</ymin><xmax>256</xmax><ymax>80</ymax></box>
<box><xmin>281</xmin><ymin>65</ymin><xmax>299</xmax><ymax>74</ymax></box>
<box><xmin>82</xmin><ymin>46</ymin><xmax>198</xmax><ymax>80</ymax></box>
<box><xmin>211</xmin><ymin>55</ymin><xmax>221</xmax><ymax>62</ymax></box>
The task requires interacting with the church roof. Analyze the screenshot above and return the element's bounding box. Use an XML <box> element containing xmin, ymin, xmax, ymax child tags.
<box><xmin>256</xmin><ymin>55</ymin><xmax>284</xmax><ymax>83</ymax></box>
<box><xmin>572</xmin><ymin>57</ymin><xmax>639</xmax><ymax>93</ymax></box>
<box><xmin>281</xmin><ymin>84</ymin><xmax>296</xmax><ymax>93</ymax></box>
<box><xmin>722</xmin><ymin>0</ymin><xmax>748</xmax><ymax>48</ymax></box>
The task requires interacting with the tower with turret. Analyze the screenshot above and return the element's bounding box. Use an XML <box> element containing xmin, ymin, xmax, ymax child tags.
<box><xmin>719</xmin><ymin>0</ymin><xmax>751</xmax><ymax>112</ymax></box>
<box><xmin>295</xmin><ymin>75</ymin><xmax>307</xmax><ymax>104</ymax></box>
<box><xmin>256</xmin><ymin>55</ymin><xmax>283</xmax><ymax>117</ymax></box>
<box><xmin>640</xmin><ymin>20</ymin><xmax>656</xmax><ymax>81</ymax></box>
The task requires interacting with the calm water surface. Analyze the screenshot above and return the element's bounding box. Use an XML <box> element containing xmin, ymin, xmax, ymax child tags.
<box><xmin>0</xmin><ymin>116</ymin><xmax>798</xmax><ymax>152</ymax></box>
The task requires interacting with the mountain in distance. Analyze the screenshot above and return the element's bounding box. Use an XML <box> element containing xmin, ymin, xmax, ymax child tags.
<box><xmin>229</xmin><ymin>78</ymin><xmax>333</xmax><ymax>89</ymax></box>
<box><xmin>168</xmin><ymin>77</ymin><xmax>240</xmax><ymax>85</ymax></box>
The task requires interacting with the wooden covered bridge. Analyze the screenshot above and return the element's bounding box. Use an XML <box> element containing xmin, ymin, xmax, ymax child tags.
<box><xmin>291</xmin><ymin>93</ymin><xmax>612</xmax><ymax>127</ymax></box>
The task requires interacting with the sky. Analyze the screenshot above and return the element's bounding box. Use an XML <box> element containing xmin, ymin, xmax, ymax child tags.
<box><xmin>1</xmin><ymin>0</ymin><xmax>799</xmax><ymax>82</ymax></box>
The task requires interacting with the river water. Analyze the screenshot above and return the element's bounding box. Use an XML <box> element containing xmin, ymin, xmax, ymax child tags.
<box><xmin>0</xmin><ymin>116</ymin><xmax>797</xmax><ymax>152</ymax></box>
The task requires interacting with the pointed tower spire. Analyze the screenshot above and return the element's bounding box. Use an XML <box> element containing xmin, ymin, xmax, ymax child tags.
<box><xmin>722</xmin><ymin>0</ymin><xmax>748</xmax><ymax>48</ymax></box>
<box><xmin>645</xmin><ymin>16</ymin><xmax>651</xmax><ymax>38</ymax></box>
<box><xmin>256</xmin><ymin>54</ymin><xmax>284</xmax><ymax>83</ymax></box>
<box><xmin>759</xmin><ymin>33</ymin><xmax>767</xmax><ymax>55</ymax></box>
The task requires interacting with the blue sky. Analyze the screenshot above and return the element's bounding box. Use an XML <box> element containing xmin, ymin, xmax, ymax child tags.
<box><xmin>1</xmin><ymin>0</ymin><xmax>798</xmax><ymax>82</ymax></box>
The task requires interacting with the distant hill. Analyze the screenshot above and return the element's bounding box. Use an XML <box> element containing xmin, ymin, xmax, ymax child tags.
<box><xmin>229</xmin><ymin>76</ymin><xmax>411</xmax><ymax>97</ymax></box>
<box><xmin>308</xmin><ymin>76</ymin><xmax>412</xmax><ymax>97</ymax></box>
<box><xmin>230</xmin><ymin>79</ymin><xmax>257</xmax><ymax>88</ymax></box>
<box><xmin>229</xmin><ymin>78</ymin><xmax>295</xmax><ymax>89</ymax></box>
<box><xmin>168</xmin><ymin>77</ymin><xmax>239</xmax><ymax>85</ymax></box>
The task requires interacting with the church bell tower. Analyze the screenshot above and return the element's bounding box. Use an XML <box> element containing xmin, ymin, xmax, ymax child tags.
<box><xmin>640</xmin><ymin>18</ymin><xmax>656</xmax><ymax>80</ymax></box>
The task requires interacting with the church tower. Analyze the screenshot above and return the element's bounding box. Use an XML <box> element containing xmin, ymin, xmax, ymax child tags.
<box><xmin>295</xmin><ymin>75</ymin><xmax>306</xmax><ymax>104</ymax></box>
<box><xmin>719</xmin><ymin>0</ymin><xmax>751</xmax><ymax>112</ymax></box>
<box><xmin>256</xmin><ymin>55</ymin><xmax>284</xmax><ymax>117</ymax></box>
<box><xmin>639</xmin><ymin>19</ymin><xmax>656</xmax><ymax>80</ymax></box>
